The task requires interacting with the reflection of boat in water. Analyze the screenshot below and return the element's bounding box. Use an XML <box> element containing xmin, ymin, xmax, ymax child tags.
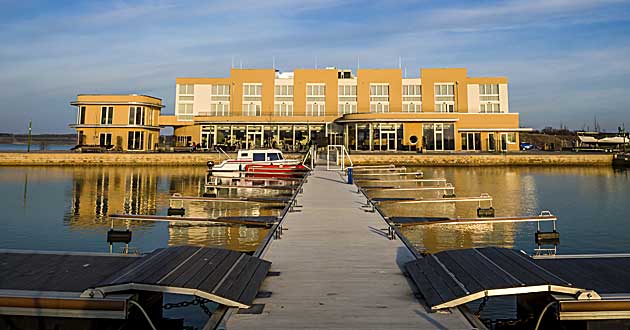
<box><xmin>613</xmin><ymin>153</ymin><xmax>630</xmax><ymax>168</ymax></box>
<box><xmin>207</xmin><ymin>149</ymin><xmax>309</xmax><ymax>178</ymax></box>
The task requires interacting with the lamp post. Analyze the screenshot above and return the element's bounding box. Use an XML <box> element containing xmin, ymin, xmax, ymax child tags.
<box><xmin>27</xmin><ymin>120</ymin><xmax>32</xmax><ymax>152</ymax></box>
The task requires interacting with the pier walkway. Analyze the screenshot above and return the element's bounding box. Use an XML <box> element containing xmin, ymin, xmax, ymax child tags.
<box><xmin>228</xmin><ymin>169</ymin><xmax>473</xmax><ymax>329</ymax></box>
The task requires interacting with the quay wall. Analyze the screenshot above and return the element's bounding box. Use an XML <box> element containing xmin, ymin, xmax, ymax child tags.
<box><xmin>0</xmin><ymin>152</ymin><xmax>613</xmax><ymax>166</ymax></box>
<box><xmin>348</xmin><ymin>153</ymin><xmax>613</xmax><ymax>166</ymax></box>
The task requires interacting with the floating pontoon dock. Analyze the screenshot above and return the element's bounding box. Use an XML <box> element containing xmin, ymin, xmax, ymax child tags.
<box><xmin>203</xmin><ymin>184</ymin><xmax>297</xmax><ymax>191</ymax></box>
<box><xmin>354</xmin><ymin>178</ymin><xmax>447</xmax><ymax>184</ymax></box>
<box><xmin>226</xmin><ymin>169</ymin><xmax>475</xmax><ymax>329</ymax></box>
<box><xmin>405</xmin><ymin>246</ymin><xmax>630</xmax><ymax>319</ymax></box>
<box><xmin>110</xmin><ymin>214</ymin><xmax>279</xmax><ymax>227</ymax></box>
<box><xmin>168</xmin><ymin>195</ymin><xmax>290</xmax><ymax>206</ymax></box>
<box><xmin>0</xmin><ymin>246</ymin><xmax>270</xmax><ymax>326</ymax></box>
<box><xmin>362</xmin><ymin>184</ymin><xmax>456</xmax><ymax>192</ymax></box>
<box><xmin>352</xmin><ymin>171</ymin><xmax>423</xmax><ymax>177</ymax></box>
<box><xmin>389</xmin><ymin>212</ymin><xmax>556</xmax><ymax>226</ymax></box>
<box><xmin>206</xmin><ymin>175</ymin><xmax>304</xmax><ymax>182</ymax></box>
<box><xmin>375</xmin><ymin>194</ymin><xmax>492</xmax><ymax>205</ymax></box>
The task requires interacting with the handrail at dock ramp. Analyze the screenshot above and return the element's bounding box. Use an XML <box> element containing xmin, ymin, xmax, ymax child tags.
<box><xmin>109</xmin><ymin>214</ymin><xmax>279</xmax><ymax>227</ymax></box>
<box><xmin>388</xmin><ymin>210</ymin><xmax>556</xmax><ymax>226</ymax></box>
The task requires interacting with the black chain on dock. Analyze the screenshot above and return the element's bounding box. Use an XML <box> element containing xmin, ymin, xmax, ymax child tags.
<box><xmin>474</xmin><ymin>297</ymin><xmax>489</xmax><ymax>317</ymax></box>
<box><xmin>163</xmin><ymin>297</ymin><xmax>213</xmax><ymax>317</ymax></box>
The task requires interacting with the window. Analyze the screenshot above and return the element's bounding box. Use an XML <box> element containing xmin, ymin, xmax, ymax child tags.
<box><xmin>267</xmin><ymin>153</ymin><xmax>280</xmax><ymax>161</ymax></box>
<box><xmin>434</xmin><ymin>83</ymin><xmax>455</xmax><ymax>113</ymax></box>
<box><xmin>99</xmin><ymin>133</ymin><xmax>112</xmax><ymax>147</ymax></box>
<box><xmin>403</xmin><ymin>85</ymin><xmax>422</xmax><ymax>112</ymax></box>
<box><xmin>274</xmin><ymin>103</ymin><xmax>293</xmax><ymax>116</ymax></box>
<box><xmin>338</xmin><ymin>103</ymin><xmax>357</xmax><ymax>115</ymax></box>
<box><xmin>177</xmin><ymin>84</ymin><xmax>195</xmax><ymax>120</ymax></box>
<box><xmin>179</xmin><ymin>84</ymin><xmax>194</xmax><ymax>94</ymax></box>
<box><xmin>306</xmin><ymin>103</ymin><xmax>325</xmax><ymax>116</ymax></box>
<box><xmin>480</xmin><ymin>103</ymin><xmax>501</xmax><ymax>113</ymax></box>
<box><xmin>306</xmin><ymin>83</ymin><xmax>326</xmax><ymax>116</ymax></box>
<box><xmin>338</xmin><ymin>84</ymin><xmax>357</xmax><ymax>115</ymax></box>
<box><xmin>506</xmin><ymin>132</ymin><xmax>516</xmax><ymax>144</ymax></box>
<box><xmin>370</xmin><ymin>84</ymin><xmax>389</xmax><ymax>113</ymax></box>
<box><xmin>243</xmin><ymin>83</ymin><xmax>262</xmax><ymax>116</ymax></box>
<box><xmin>177</xmin><ymin>136</ymin><xmax>192</xmax><ymax>146</ymax></box>
<box><xmin>177</xmin><ymin>103</ymin><xmax>193</xmax><ymax>121</ymax></box>
<box><xmin>243</xmin><ymin>103</ymin><xmax>261</xmax><ymax>116</ymax></box>
<box><xmin>100</xmin><ymin>106</ymin><xmax>113</xmax><ymax>125</ymax></box>
<box><xmin>127</xmin><ymin>131</ymin><xmax>144</xmax><ymax>150</ymax></box>
<box><xmin>479</xmin><ymin>84</ymin><xmax>501</xmax><ymax>113</ymax></box>
<box><xmin>461</xmin><ymin>132</ymin><xmax>481</xmax><ymax>151</ymax></box>
<box><xmin>422</xmin><ymin>123</ymin><xmax>455</xmax><ymax>151</ymax></box>
<box><xmin>129</xmin><ymin>106</ymin><xmax>145</xmax><ymax>125</ymax></box>
<box><xmin>253</xmin><ymin>153</ymin><xmax>265</xmax><ymax>161</ymax></box>
<box><xmin>77</xmin><ymin>106</ymin><xmax>86</xmax><ymax>124</ymax></box>
<box><xmin>275</xmin><ymin>84</ymin><xmax>294</xmax><ymax>116</ymax></box>
<box><xmin>208</xmin><ymin>84</ymin><xmax>230</xmax><ymax>116</ymax></box>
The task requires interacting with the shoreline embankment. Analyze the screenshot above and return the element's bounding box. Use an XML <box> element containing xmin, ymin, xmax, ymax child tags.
<box><xmin>0</xmin><ymin>152</ymin><xmax>613</xmax><ymax>166</ymax></box>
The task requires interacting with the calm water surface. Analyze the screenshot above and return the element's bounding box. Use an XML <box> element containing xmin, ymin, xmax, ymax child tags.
<box><xmin>0</xmin><ymin>165</ymin><xmax>628</xmax><ymax>255</ymax></box>
<box><xmin>1</xmin><ymin>165</ymin><xmax>628</xmax><ymax>324</ymax></box>
<box><xmin>0</xmin><ymin>166</ymin><xmax>274</xmax><ymax>253</ymax></box>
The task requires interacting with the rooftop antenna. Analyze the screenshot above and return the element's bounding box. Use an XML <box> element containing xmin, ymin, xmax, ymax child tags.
<box><xmin>398</xmin><ymin>56</ymin><xmax>402</xmax><ymax>69</ymax></box>
<box><xmin>272</xmin><ymin>56</ymin><xmax>276</xmax><ymax>70</ymax></box>
<box><xmin>404</xmin><ymin>67</ymin><xmax>407</xmax><ymax>78</ymax></box>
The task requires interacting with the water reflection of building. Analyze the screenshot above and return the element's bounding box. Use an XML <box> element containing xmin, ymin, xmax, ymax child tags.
<box><xmin>66</xmin><ymin>167</ymin><xmax>159</xmax><ymax>226</ymax></box>
<box><xmin>168</xmin><ymin>225</ymin><xmax>267</xmax><ymax>252</ymax></box>
<box><xmin>389</xmin><ymin>167</ymin><xmax>540</xmax><ymax>253</ymax></box>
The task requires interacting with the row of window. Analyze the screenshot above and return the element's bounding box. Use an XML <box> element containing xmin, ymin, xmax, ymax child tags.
<box><xmin>179</xmin><ymin>83</ymin><xmax>498</xmax><ymax>98</ymax></box>
<box><xmin>76</xmin><ymin>106</ymin><xmax>153</xmax><ymax>125</ymax></box>
<box><xmin>96</xmin><ymin>131</ymin><xmax>151</xmax><ymax>150</ymax></box>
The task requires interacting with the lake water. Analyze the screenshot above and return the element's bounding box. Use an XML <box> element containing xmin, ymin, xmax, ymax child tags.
<box><xmin>1</xmin><ymin>165</ymin><xmax>628</xmax><ymax>255</ymax></box>
<box><xmin>0</xmin><ymin>165</ymin><xmax>628</xmax><ymax>325</ymax></box>
<box><xmin>0</xmin><ymin>144</ymin><xmax>74</xmax><ymax>151</ymax></box>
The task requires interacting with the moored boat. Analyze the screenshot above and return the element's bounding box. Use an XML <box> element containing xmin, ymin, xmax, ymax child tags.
<box><xmin>208</xmin><ymin>149</ymin><xmax>308</xmax><ymax>178</ymax></box>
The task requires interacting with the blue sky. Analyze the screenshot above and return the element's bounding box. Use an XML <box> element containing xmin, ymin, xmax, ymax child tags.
<box><xmin>0</xmin><ymin>0</ymin><xmax>629</xmax><ymax>133</ymax></box>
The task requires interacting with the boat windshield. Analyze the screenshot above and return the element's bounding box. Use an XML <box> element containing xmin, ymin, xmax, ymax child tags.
<box><xmin>253</xmin><ymin>153</ymin><xmax>265</xmax><ymax>161</ymax></box>
<box><xmin>267</xmin><ymin>153</ymin><xmax>280</xmax><ymax>161</ymax></box>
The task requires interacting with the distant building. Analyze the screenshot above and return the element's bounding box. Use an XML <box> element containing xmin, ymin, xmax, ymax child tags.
<box><xmin>70</xmin><ymin>67</ymin><xmax>526</xmax><ymax>152</ymax></box>
<box><xmin>70</xmin><ymin>94</ymin><xmax>163</xmax><ymax>151</ymax></box>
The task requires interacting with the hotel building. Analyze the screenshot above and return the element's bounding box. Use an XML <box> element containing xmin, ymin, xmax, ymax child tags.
<box><xmin>70</xmin><ymin>94</ymin><xmax>164</xmax><ymax>151</ymax></box>
<box><xmin>71</xmin><ymin>67</ymin><xmax>526</xmax><ymax>152</ymax></box>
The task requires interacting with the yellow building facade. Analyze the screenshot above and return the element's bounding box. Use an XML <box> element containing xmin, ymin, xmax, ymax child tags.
<box><xmin>69</xmin><ymin>68</ymin><xmax>526</xmax><ymax>152</ymax></box>
<box><xmin>70</xmin><ymin>94</ymin><xmax>163</xmax><ymax>151</ymax></box>
<box><xmin>163</xmin><ymin>67</ymin><xmax>526</xmax><ymax>152</ymax></box>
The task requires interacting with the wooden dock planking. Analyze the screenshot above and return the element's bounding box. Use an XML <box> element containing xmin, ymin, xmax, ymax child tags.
<box><xmin>227</xmin><ymin>169</ymin><xmax>473</xmax><ymax>329</ymax></box>
<box><xmin>87</xmin><ymin>246</ymin><xmax>272</xmax><ymax>308</ymax></box>
<box><xmin>405</xmin><ymin>247</ymin><xmax>583</xmax><ymax>310</ymax></box>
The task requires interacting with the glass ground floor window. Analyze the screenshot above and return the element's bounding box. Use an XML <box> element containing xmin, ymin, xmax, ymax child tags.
<box><xmin>192</xmin><ymin>124</ymin><xmax>327</xmax><ymax>152</ymax></box>
<box><xmin>461</xmin><ymin>132</ymin><xmax>481</xmax><ymax>151</ymax></box>
<box><xmin>422</xmin><ymin>123</ymin><xmax>455</xmax><ymax>151</ymax></box>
